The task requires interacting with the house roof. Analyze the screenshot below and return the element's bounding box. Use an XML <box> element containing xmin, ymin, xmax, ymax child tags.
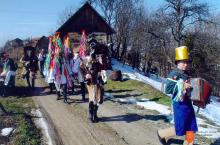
<box><xmin>57</xmin><ymin>2</ymin><xmax>115</xmax><ymax>37</ymax></box>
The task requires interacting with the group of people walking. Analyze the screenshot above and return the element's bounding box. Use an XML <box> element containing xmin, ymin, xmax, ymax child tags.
<box><xmin>42</xmin><ymin>32</ymin><xmax>105</xmax><ymax>123</ymax></box>
<box><xmin>0</xmin><ymin>34</ymin><xmax>200</xmax><ymax>143</ymax></box>
<box><xmin>42</xmin><ymin>43</ymin><xmax>199</xmax><ymax>143</ymax></box>
<box><xmin>0</xmin><ymin>46</ymin><xmax>45</xmax><ymax>96</ymax></box>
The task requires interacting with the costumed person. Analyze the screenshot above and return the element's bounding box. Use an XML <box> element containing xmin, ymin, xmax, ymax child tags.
<box><xmin>44</xmin><ymin>36</ymin><xmax>55</xmax><ymax>94</ymax></box>
<box><xmin>0</xmin><ymin>52</ymin><xmax>17</xmax><ymax>97</ymax></box>
<box><xmin>68</xmin><ymin>52</ymin><xmax>75</xmax><ymax>94</ymax></box>
<box><xmin>70</xmin><ymin>52</ymin><xmax>86</xmax><ymax>101</ymax></box>
<box><xmin>157</xmin><ymin>46</ymin><xmax>197</xmax><ymax>145</ymax></box>
<box><xmin>53</xmin><ymin>32</ymin><xmax>72</xmax><ymax>103</ymax></box>
<box><xmin>70</xmin><ymin>52</ymin><xmax>81</xmax><ymax>94</ymax></box>
<box><xmin>63</xmin><ymin>35</ymin><xmax>74</xmax><ymax>95</ymax></box>
<box><xmin>54</xmin><ymin>53</ymin><xmax>68</xmax><ymax>103</ymax></box>
<box><xmin>38</xmin><ymin>49</ymin><xmax>46</xmax><ymax>78</ymax></box>
<box><xmin>20</xmin><ymin>47</ymin><xmax>38</xmax><ymax>89</ymax></box>
<box><xmin>68</xmin><ymin>30</ymin><xmax>88</xmax><ymax>100</ymax></box>
<box><xmin>84</xmin><ymin>53</ymin><xmax>104</xmax><ymax>123</ymax></box>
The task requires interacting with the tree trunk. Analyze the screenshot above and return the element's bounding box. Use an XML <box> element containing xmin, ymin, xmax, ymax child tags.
<box><xmin>109</xmin><ymin>35</ymin><xmax>116</xmax><ymax>58</ymax></box>
<box><xmin>120</xmin><ymin>38</ymin><xmax>127</xmax><ymax>60</ymax></box>
<box><xmin>116</xmin><ymin>42</ymin><xmax>121</xmax><ymax>60</ymax></box>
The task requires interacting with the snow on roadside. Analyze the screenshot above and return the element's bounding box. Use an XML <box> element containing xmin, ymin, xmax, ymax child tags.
<box><xmin>104</xmin><ymin>93</ymin><xmax>171</xmax><ymax>116</ymax></box>
<box><xmin>198</xmin><ymin>97</ymin><xmax>220</xmax><ymax>125</ymax></box>
<box><xmin>112</xmin><ymin>59</ymin><xmax>165</xmax><ymax>92</ymax></box>
<box><xmin>107</xmin><ymin>94</ymin><xmax>220</xmax><ymax>139</ymax></box>
<box><xmin>197</xmin><ymin>118</ymin><xmax>220</xmax><ymax>138</ymax></box>
<box><xmin>137</xmin><ymin>101</ymin><xmax>171</xmax><ymax>115</ymax></box>
<box><xmin>0</xmin><ymin>127</ymin><xmax>14</xmax><ymax>136</ymax></box>
<box><xmin>111</xmin><ymin>59</ymin><xmax>220</xmax><ymax>139</ymax></box>
<box><xmin>31</xmin><ymin>109</ymin><xmax>53</xmax><ymax>145</ymax></box>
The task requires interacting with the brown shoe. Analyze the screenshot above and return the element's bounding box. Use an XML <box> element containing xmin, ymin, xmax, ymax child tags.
<box><xmin>157</xmin><ymin>131</ymin><xmax>167</xmax><ymax>145</ymax></box>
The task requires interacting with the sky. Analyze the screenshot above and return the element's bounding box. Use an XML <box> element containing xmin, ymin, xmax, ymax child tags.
<box><xmin>0</xmin><ymin>0</ymin><xmax>220</xmax><ymax>47</ymax></box>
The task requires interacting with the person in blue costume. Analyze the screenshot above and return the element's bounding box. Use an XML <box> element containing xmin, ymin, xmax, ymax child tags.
<box><xmin>157</xmin><ymin>46</ymin><xmax>198</xmax><ymax>145</ymax></box>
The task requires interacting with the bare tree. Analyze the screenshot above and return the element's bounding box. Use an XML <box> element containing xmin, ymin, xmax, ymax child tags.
<box><xmin>57</xmin><ymin>6</ymin><xmax>76</xmax><ymax>27</ymax></box>
<box><xmin>114</xmin><ymin>0</ymin><xmax>143</xmax><ymax>60</ymax></box>
<box><xmin>129</xmin><ymin>5</ymin><xmax>147</xmax><ymax>70</ymax></box>
<box><xmin>164</xmin><ymin>0</ymin><xmax>210</xmax><ymax>46</ymax></box>
<box><xmin>88</xmin><ymin>0</ymin><xmax>143</xmax><ymax>60</ymax></box>
<box><xmin>142</xmin><ymin>9</ymin><xmax>176</xmax><ymax>76</ymax></box>
<box><xmin>88</xmin><ymin>0</ymin><xmax>119</xmax><ymax>57</ymax></box>
<box><xmin>89</xmin><ymin>0</ymin><xmax>118</xmax><ymax>25</ymax></box>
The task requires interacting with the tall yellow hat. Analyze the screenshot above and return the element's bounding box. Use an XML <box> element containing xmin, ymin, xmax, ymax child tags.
<box><xmin>175</xmin><ymin>46</ymin><xmax>189</xmax><ymax>61</ymax></box>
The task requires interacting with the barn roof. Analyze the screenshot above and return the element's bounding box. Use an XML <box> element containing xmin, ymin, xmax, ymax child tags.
<box><xmin>57</xmin><ymin>2</ymin><xmax>115</xmax><ymax>37</ymax></box>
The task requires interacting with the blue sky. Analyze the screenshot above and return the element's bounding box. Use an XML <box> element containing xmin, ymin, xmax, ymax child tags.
<box><xmin>0</xmin><ymin>0</ymin><xmax>220</xmax><ymax>47</ymax></box>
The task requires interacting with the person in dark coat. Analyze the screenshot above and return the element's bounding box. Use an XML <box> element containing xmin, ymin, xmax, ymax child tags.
<box><xmin>20</xmin><ymin>47</ymin><xmax>38</xmax><ymax>89</ymax></box>
<box><xmin>157</xmin><ymin>46</ymin><xmax>197</xmax><ymax>145</ymax></box>
<box><xmin>84</xmin><ymin>53</ymin><xmax>104</xmax><ymax>123</ymax></box>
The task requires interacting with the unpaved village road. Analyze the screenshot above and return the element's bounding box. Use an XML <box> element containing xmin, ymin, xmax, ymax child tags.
<box><xmin>32</xmin><ymin>78</ymin><xmax>211</xmax><ymax>145</ymax></box>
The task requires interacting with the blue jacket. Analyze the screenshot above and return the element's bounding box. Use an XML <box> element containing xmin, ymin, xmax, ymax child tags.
<box><xmin>166</xmin><ymin>69</ymin><xmax>198</xmax><ymax>136</ymax></box>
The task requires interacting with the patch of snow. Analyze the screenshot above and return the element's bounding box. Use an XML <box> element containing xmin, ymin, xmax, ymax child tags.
<box><xmin>198</xmin><ymin>127</ymin><xmax>220</xmax><ymax>138</ymax></box>
<box><xmin>104</xmin><ymin>93</ymin><xmax>114</xmax><ymax>100</ymax></box>
<box><xmin>136</xmin><ymin>101</ymin><xmax>171</xmax><ymax>115</ymax></box>
<box><xmin>135</xmin><ymin>73</ymin><xmax>165</xmax><ymax>92</ymax></box>
<box><xmin>32</xmin><ymin>109</ymin><xmax>53</xmax><ymax>145</ymax></box>
<box><xmin>196</xmin><ymin>117</ymin><xmax>220</xmax><ymax>138</ymax></box>
<box><xmin>1</xmin><ymin>127</ymin><xmax>14</xmax><ymax>136</ymax></box>
<box><xmin>199</xmin><ymin>98</ymin><xmax>220</xmax><ymax>125</ymax></box>
<box><xmin>109</xmin><ymin>95</ymin><xmax>171</xmax><ymax>115</ymax></box>
<box><xmin>112</xmin><ymin>59</ymin><xmax>166</xmax><ymax>93</ymax></box>
<box><xmin>124</xmin><ymin>73</ymin><xmax>139</xmax><ymax>80</ymax></box>
<box><xmin>116</xmin><ymin>98</ymin><xmax>137</xmax><ymax>104</ymax></box>
<box><xmin>138</xmin><ymin>98</ymin><xmax>149</xmax><ymax>102</ymax></box>
<box><xmin>166</xmin><ymin>114</ymin><xmax>174</xmax><ymax>124</ymax></box>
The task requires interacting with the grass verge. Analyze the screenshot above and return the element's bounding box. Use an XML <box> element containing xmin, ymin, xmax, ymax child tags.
<box><xmin>104</xmin><ymin>79</ymin><xmax>171</xmax><ymax>106</ymax></box>
<box><xmin>0</xmin><ymin>64</ymin><xmax>42</xmax><ymax>145</ymax></box>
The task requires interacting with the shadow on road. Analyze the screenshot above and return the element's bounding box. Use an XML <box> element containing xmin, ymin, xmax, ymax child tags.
<box><xmin>100</xmin><ymin>113</ymin><xmax>169</xmax><ymax>123</ymax></box>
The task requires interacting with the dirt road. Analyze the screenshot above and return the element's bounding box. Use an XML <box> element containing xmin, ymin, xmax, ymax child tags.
<box><xmin>32</xmin><ymin>78</ymin><xmax>212</xmax><ymax>145</ymax></box>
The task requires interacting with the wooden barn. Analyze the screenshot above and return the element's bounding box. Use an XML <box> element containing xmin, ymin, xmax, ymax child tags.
<box><xmin>56</xmin><ymin>2</ymin><xmax>115</xmax><ymax>51</ymax></box>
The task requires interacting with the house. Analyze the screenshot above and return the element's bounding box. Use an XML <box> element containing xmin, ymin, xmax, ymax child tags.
<box><xmin>4</xmin><ymin>38</ymin><xmax>23</xmax><ymax>49</ymax></box>
<box><xmin>35</xmin><ymin>36</ymin><xmax>49</xmax><ymax>52</ymax></box>
<box><xmin>56</xmin><ymin>2</ymin><xmax>115</xmax><ymax>51</ymax></box>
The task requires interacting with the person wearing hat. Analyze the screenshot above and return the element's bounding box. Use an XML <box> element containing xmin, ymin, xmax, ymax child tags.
<box><xmin>0</xmin><ymin>52</ymin><xmax>17</xmax><ymax>97</ymax></box>
<box><xmin>20</xmin><ymin>47</ymin><xmax>38</xmax><ymax>89</ymax></box>
<box><xmin>157</xmin><ymin>46</ymin><xmax>197</xmax><ymax>145</ymax></box>
<box><xmin>85</xmin><ymin>53</ymin><xmax>104</xmax><ymax>123</ymax></box>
